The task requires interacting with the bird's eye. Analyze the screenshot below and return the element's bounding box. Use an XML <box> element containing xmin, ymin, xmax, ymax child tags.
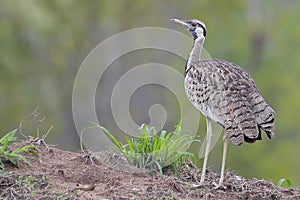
<box><xmin>191</xmin><ymin>22</ymin><xmax>197</xmax><ymax>27</ymax></box>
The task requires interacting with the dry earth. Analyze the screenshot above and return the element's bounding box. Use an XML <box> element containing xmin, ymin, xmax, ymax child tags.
<box><xmin>0</xmin><ymin>140</ymin><xmax>299</xmax><ymax>200</ymax></box>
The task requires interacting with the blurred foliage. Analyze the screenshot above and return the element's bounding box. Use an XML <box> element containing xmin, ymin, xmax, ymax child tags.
<box><xmin>1</xmin><ymin>0</ymin><xmax>300</xmax><ymax>185</ymax></box>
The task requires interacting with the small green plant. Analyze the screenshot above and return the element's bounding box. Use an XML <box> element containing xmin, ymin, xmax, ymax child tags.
<box><xmin>0</xmin><ymin>129</ymin><xmax>38</xmax><ymax>173</ymax></box>
<box><xmin>18</xmin><ymin>175</ymin><xmax>35</xmax><ymax>191</ymax></box>
<box><xmin>82</xmin><ymin>121</ymin><xmax>199</xmax><ymax>175</ymax></box>
<box><xmin>276</xmin><ymin>178</ymin><xmax>292</xmax><ymax>188</ymax></box>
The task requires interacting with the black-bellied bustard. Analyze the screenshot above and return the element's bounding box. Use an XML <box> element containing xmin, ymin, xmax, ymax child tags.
<box><xmin>171</xmin><ymin>18</ymin><xmax>275</xmax><ymax>188</ymax></box>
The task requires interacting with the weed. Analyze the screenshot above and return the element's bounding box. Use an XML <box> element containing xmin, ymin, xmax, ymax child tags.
<box><xmin>0</xmin><ymin>129</ymin><xmax>38</xmax><ymax>173</ymax></box>
<box><xmin>276</xmin><ymin>178</ymin><xmax>292</xmax><ymax>188</ymax></box>
<box><xmin>82</xmin><ymin>121</ymin><xmax>199</xmax><ymax>175</ymax></box>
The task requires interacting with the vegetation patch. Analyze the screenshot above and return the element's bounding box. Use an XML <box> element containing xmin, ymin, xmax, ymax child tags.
<box><xmin>0</xmin><ymin>129</ymin><xmax>38</xmax><ymax>174</ymax></box>
<box><xmin>83</xmin><ymin>121</ymin><xmax>199</xmax><ymax>175</ymax></box>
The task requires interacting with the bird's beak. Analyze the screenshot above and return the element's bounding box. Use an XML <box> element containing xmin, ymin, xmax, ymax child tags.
<box><xmin>170</xmin><ymin>18</ymin><xmax>188</xmax><ymax>27</ymax></box>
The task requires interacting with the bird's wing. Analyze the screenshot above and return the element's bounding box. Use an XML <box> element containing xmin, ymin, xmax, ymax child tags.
<box><xmin>198</xmin><ymin>59</ymin><xmax>275</xmax><ymax>145</ymax></box>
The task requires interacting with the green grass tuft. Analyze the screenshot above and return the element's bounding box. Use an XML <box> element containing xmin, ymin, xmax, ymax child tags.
<box><xmin>84</xmin><ymin>120</ymin><xmax>199</xmax><ymax>175</ymax></box>
<box><xmin>276</xmin><ymin>178</ymin><xmax>292</xmax><ymax>188</ymax></box>
<box><xmin>0</xmin><ymin>129</ymin><xmax>38</xmax><ymax>173</ymax></box>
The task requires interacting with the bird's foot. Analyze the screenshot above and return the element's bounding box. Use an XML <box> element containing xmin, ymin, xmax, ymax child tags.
<box><xmin>212</xmin><ymin>181</ymin><xmax>227</xmax><ymax>190</ymax></box>
<box><xmin>191</xmin><ymin>179</ymin><xmax>205</xmax><ymax>188</ymax></box>
<box><xmin>191</xmin><ymin>183</ymin><xmax>205</xmax><ymax>188</ymax></box>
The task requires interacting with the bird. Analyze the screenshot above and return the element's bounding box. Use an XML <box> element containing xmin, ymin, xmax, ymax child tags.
<box><xmin>170</xmin><ymin>18</ymin><xmax>275</xmax><ymax>188</ymax></box>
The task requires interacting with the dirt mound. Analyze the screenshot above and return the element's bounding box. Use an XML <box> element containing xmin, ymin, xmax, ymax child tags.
<box><xmin>0</xmin><ymin>140</ymin><xmax>299</xmax><ymax>200</ymax></box>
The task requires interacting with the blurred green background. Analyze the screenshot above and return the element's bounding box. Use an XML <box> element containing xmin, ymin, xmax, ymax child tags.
<box><xmin>1</xmin><ymin>0</ymin><xmax>300</xmax><ymax>185</ymax></box>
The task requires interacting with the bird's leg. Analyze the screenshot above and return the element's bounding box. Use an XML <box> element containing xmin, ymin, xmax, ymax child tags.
<box><xmin>199</xmin><ymin>116</ymin><xmax>212</xmax><ymax>185</ymax></box>
<box><xmin>215</xmin><ymin>135</ymin><xmax>229</xmax><ymax>189</ymax></box>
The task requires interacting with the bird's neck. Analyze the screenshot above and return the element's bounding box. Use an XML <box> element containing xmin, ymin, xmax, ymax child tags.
<box><xmin>185</xmin><ymin>36</ymin><xmax>205</xmax><ymax>74</ymax></box>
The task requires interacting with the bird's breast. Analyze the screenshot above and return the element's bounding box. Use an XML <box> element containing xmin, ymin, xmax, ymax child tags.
<box><xmin>184</xmin><ymin>74</ymin><xmax>221</xmax><ymax>123</ymax></box>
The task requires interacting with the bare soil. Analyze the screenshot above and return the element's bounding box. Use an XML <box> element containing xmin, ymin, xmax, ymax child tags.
<box><xmin>1</xmin><ymin>140</ymin><xmax>300</xmax><ymax>200</ymax></box>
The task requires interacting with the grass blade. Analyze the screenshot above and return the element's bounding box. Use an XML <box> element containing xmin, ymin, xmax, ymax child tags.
<box><xmin>277</xmin><ymin>178</ymin><xmax>292</xmax><ymax>188</ymax></box>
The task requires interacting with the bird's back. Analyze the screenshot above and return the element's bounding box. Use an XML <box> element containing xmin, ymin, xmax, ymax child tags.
<box><xmin>184</xmin><ymin>58</ymin><xmax>275</xmax><ymax>145</ymax></box>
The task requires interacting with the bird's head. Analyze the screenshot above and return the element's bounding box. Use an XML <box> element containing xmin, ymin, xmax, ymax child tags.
<box><xmin>170</xmin><ymin>18</ymin><xmax>206</xmax><ymax>40</ymax></box>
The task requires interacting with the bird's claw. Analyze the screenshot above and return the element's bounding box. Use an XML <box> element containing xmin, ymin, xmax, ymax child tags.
<box><xmin>191</xmin><ymin>183</ymin><xmax>204</xmax><ymax>188</ymax></box>
<box><xmin>212</xmin><ymin>182</ymin><xmax>227</xmax><ymax>190</ymax></box>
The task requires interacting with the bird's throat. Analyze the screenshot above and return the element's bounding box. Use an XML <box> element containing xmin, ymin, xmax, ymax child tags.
<box><xmin>186</xmin><ymin>37</ymin><xmax>205</xmax><ymax>74</ymax></box>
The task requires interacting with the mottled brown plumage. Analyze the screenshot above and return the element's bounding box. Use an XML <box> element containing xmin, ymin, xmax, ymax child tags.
<box><xmin>185</xmin><ymin>58</ymin><xmax>275</xmax><ymax>146</ymax></box>
<box><xmin>171</xmin><ymin>18</ymin><xmax>275</xmax><ymax>188</ymax></box>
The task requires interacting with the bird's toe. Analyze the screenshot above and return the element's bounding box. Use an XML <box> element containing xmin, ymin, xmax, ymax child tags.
<box><xmin>191</xmin><ymin>183</ymin><xmax>205</xmax><ymax>188</ymax></box>
<box><xmin>212</xmin><ymin>182</ymin><xmax>227</xmax><ymax>190</ymax></box>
